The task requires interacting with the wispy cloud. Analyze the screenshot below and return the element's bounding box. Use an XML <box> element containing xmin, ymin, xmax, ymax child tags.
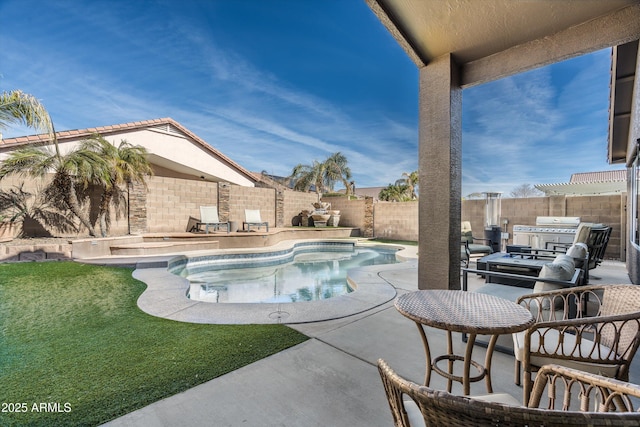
<box><xmin>8</xmin><ymin>1</ymin><xmax>615</xmax><ymax>197</ymax></box>
<box><xmin>461</xmin><ymin>49</ymin><xmax>617</xmax><ymax>197</ymax></box>
<box><xmin>1</xmin><ymin>2</ymin><xmax>418</xmax><ymax>189</ymax></box>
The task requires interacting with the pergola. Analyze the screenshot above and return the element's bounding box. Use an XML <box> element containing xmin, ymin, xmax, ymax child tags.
<box><xmin>366</xmin><ymin>0</ymin><xmax>640</xmax><ymax>290</ymax></box>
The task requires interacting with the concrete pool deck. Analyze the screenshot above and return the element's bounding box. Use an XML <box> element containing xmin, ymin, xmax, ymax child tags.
<box><xmin>85</xmin><ymin>238</ymin><xmax>418</xmax><ymax>325</ymax></box>
<box><xmin>98</xmin><ymin>248</ymin><xmax>638</xmax><ymax>426</ymax></box>
<box><xmin>132</xmin><ymin>261</ymin><xmax>410</xmax><ymax>324</ymax></box>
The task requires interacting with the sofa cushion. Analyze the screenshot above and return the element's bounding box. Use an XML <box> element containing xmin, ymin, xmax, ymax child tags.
<box><xmin>402</xmin><ymin>392</ymin><xmax>520</xmax><ymax>427</ymax></box>
<box><xmin>533</xmin><ymin>255</ymin><xmax>575</xmax><ymax>309</ymax></box>
<box><xmin>472</xmin><ymin>393</ymin><xmax>521</xmax><ymax>406</ymax></box>
<box><xmin>403</xmin><ymin>399</ymin><xmax>425</xmax><ymax>427</ymax></box>
<box><xmin>467</xmin><ymin>243</ymin><xmax>492</xmax><ymax>254</ymax></box>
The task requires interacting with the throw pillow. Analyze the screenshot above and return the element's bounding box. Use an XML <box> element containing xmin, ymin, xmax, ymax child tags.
<box><xmin>566</xmin><ymin>242</ymin><xmax>588</xmax><ymax>260</ymax></box>
<box><xmin>533</xmin><ymin>255</ymin><xmax>575</xmax><ymax>309</ymax></box>
<box><xmin>574</xmin><ymin>223</ymin><xmax>592</xmax><ymax>245</ymax></box>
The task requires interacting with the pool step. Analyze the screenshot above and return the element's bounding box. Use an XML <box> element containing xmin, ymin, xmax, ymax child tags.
<box><xmin>110</xmin><ymin>240</ymin><xmax>219</xmax><ymax>256</ymax></box>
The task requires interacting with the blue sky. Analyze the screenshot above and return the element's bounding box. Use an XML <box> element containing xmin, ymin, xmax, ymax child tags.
<box><xmin>0</xmin><ymin>0</ymin><xmax>622</xmax><ymax>197</ymax></box>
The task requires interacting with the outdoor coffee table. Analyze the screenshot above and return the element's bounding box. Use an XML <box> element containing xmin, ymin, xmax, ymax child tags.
<box><xmin>395</xmin><ymin>289</ymin><xmax>534</xmax><ymax>395</ymax></box>
<box><xmin>477</xmin><ymin>252</ymin><xmax>549</xmax><ymax>287</ymax></box>
<box><xmin>485</xmin><ymin>254</ymin><xmax>548</xmax><ymax>273</ymax></box>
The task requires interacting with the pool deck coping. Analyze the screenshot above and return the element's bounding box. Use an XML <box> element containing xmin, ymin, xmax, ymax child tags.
<box><xmin>83</xmin><ymin>238</ymin><xmax>419</xmax><ymax>324</ymax></box>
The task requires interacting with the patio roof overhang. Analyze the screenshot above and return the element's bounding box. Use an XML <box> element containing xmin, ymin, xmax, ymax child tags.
<box><xmin>535</xmin><ymin>181</ymin><xmax>626</xmax><ymax>196</ymax></box>
<box><xmin>609</xmin><ymin>40</ymin><xmax>639</xmax><ymax>166</ymax></box>
<box><xmin>366</xmin><ymin>0</ymin><xmax>640</xmax><ymax>290</ymax></box>
<box><xmin>368</xmin><ymin>0</ymin><xmax>640</xmax><ymax>164</ymax></box>
<box><xmin>366</xmin><ymin>0</ymin><xmax>640</xmax><ymax>88</ymax></box>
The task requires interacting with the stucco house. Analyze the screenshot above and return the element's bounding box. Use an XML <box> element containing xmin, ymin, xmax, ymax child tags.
<box><xmin>0</xmin><ymin>117</ymin><xmax>256</xmax><ymax>186</ymax></box>
<box><xmin>0</xmin><ymin>118</ymin><xmax>266</xmax><ymax>236</ymax></box>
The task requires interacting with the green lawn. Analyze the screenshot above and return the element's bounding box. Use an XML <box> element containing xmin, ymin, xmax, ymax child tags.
<box><xmin>0</xmin><ymin>262</ymin><xmax>309</xmax><ymax>426</ymax></box>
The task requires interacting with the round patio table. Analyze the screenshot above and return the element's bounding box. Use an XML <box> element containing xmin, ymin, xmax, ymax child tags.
<box><xmin>395</xmin><ymin>289</ymin><xmax>534</xmax><ymax>395</ymax></box>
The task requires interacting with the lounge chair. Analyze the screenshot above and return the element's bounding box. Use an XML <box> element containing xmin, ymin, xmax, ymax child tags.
<box><xmin>196</xmin><ymin>206</ymin><xmax>229</xmax><ymax>233</ymax></box>
<box><xmin>461</xmin><ymin>221</ymin><xmax>493</xmax><ymax>260</ymax></box>
<box><xmin>243</xmin><ymin>209</ymin><xmax>269</xmax><ymax>232</ymax></box>
<box><xmin>461</xmin><ymin>242</ymin><xmax>470</xmax><ymax>267</ymax></box>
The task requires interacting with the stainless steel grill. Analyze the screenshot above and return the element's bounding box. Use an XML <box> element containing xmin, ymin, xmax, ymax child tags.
<box><xmin>513</xmin><ymin>216</ymin><xmax>580</xmax><ymax>248</ymax></box>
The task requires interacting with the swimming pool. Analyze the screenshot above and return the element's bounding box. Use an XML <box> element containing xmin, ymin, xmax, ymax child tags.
<box><xmin>168</xmin><ymin>241</ymin><xmax>399</xmax><ymax>304</ymax></box>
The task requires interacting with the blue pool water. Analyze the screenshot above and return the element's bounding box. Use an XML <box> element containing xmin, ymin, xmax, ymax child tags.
<box><xmin>170</xmin><ymin>242</ymin><xmax>398</xmax><ymax>304</ymax></box>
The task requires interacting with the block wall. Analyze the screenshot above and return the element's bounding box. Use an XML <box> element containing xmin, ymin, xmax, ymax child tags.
<box><xmin>462</xmin><ymin>195</ymin><xmax>623</xmax><ymax>260</ymax></box>
<box><xmin>321</xmin><ymin>196</ymin><xmax>367</xmax><ymax>230</ymax></box>
<box><xmin>145</xmin><ymin>176</ymin><xmax>218</xmax><ymax>232</ymax></box>
<box><xmin>283</xmin><ymin>191</ymin><xmax>319</xmax><ymax>226</ymax></box>
<box><xmin>565</xmin><ymin>195</ymin><xmax>624</xmax><ymax>260</ymax></box>
<box><xmin>0</xmin><ymin>170</ymin><xmax>627</xmax><ymax>261</ymax></box>
<box><xmin>229</xmin><ymin>186</ymin><xmax>276</xmax><ymax>228</ymax></box>
<box><xmin>0</xmin><ymin>174</ymin><xmax>129</xmax><ymax>237</ymax></box>
<box><xmin>373</xmin><ymin>201</ymin><xmax>419</xmax><ymax>241</ymax></box>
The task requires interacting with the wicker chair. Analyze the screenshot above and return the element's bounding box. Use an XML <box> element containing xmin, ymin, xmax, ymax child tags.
<box><xmin>513</xmin><ymin>284</ymin><xmax>640</xmax><ymax>404</ymax></box>
<box><xmin>378</xmin><ymin>359</ymin><xmax>640</xmax><ymax>427</ymax></box>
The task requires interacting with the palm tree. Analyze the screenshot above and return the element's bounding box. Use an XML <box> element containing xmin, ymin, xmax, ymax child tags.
<box><xmin>289</xmin><ymin>152</ymin><xmax>352</xmax><ymax>196</ymax></box>
<box><xmin>395</xmin><ymin>170</ymin><xmax>419</xmax><ymax>200</ymax></box>
<box><xmin>379</xmin><ymin>183</ymin><xmax>412</xmax><ymax>202</ymax></box>
<box><xmin>0</xmin><ymin>143</ymin><xmax>109</xmax><ymax>237</ymax></box>
<box><xmin>82</xmin><ymin>136</ymin><xmax>153</xmax><ymax>237</ymax></box>
<box><xmin>290</xmin><ymin>160</ymin><xmax>326</xmax><ymax>197</ymax></box>
<box><xmin>324</xmin><ymin>152</ymin><xmax>353</xmax><ymax>195</ymax></box>
<box><xmin>0</xmin><ymin>90</ymin><xmax>53</xmax><ymax>138</ymax></box>
<box><xmin>0</xmin><ymin>89</ymin><xmax>109</xmax><ymax>236</ymax></box>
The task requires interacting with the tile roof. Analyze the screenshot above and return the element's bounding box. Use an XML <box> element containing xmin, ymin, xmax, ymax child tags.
<box><xmin>0</xmin><ymin>118</ymin><xmax>255</xmax><ymax>182</ymax></box>
<box><xmin>536</xmin><ymin>170</ymin><xmax>628</xmax><ymax>195</ymax></box>
<box><xmin>569</xmin><ymin>170</ymin><xmax>626</xmax><ymax>183</ymax></box>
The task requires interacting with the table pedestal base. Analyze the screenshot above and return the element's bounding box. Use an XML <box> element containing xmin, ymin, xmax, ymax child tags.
<box><xmin>417</xmin><ymin>325</ymin><xmax>498</xmax><ymax>395</ymax></box>
<box><xmin>432</xmin><ymin>354</ymin><xmax>486</xmax><ymax>386</ymax></box>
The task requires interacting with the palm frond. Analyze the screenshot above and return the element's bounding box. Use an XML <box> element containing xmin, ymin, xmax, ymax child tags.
<box><xmin>0</xmin><ymin>90</ymin><xmax>54</xmax><ymax>136</ymax></box>
<box><xmin>0</xmin><ymin>146</ymin><xmax>56</xmax><ymax>180</ymax></box>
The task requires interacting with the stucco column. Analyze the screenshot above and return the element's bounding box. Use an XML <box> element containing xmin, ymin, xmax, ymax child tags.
<box><xmin>276</xmin><ymin>190</ymin><xmax>285</xmax><ymax>228</ymax></box>
<box><xmin>363</xmin><ymin>196</ymin><xmax>374</xmax><ymax>238</ymax></box>
<box><xmin>128</xmin><ymin>180</ymin><xmax>148</xmax><ymax>234</ymax></box>
<box><xmin>418</xmin><ymin>54</ymin><xmax>462</xmax><ymax>290</ymax></box>
<box><xmin>218</xmin><ymin>182</ymin><xmax>230</xmax><ymax>222</ymax></box>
